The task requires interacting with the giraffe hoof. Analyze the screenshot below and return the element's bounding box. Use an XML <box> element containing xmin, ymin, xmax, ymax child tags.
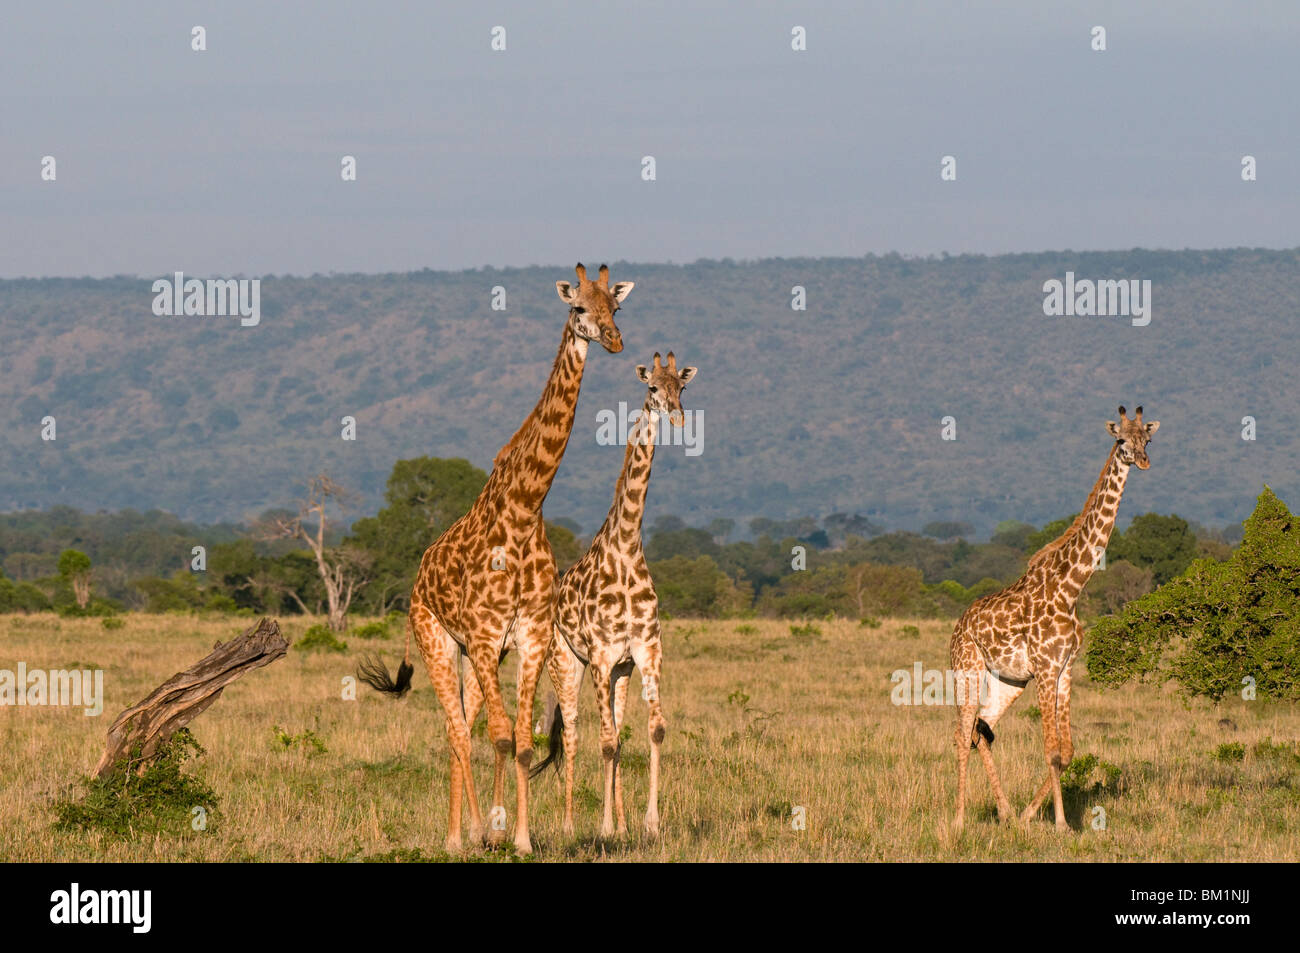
<box><xmin>513</xmin><ymin>836</ymin><xmax>533</xmax><ymax>856</ymax></box>
<box><xmin>444</xmin><ymin>836</ymin><xmax>464</xmax><ymax>854</ymax></box>
<box><xmin>643</xmin><ymin>817</ymin><xmax>660</xmax><ymax>838</ymax></box>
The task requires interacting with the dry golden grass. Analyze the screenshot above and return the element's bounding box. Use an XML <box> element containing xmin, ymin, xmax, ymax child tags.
<box><xmin>2</xmin><ymin>612</ymin><xmax>1298</xmax><ymax>862</ymax></box>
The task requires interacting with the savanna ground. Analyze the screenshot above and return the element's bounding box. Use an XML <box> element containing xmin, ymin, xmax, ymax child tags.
<box><xmin>2</xmin><ymin>612</ymin><xmax>1298</xmax><ymax>862</ymax></box>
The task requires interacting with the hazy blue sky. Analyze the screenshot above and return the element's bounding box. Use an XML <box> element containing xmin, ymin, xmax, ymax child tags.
<box><xmin>3</xmin><ymin>1</ymin><xmax>1297</xmax><ymax>278</ymax></box>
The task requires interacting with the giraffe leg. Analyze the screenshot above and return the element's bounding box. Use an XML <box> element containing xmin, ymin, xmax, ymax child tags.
<box><xmin>1024</xmin><ymin>662</ymin><xmax>1076</xmax><ymax>828</ymax></box>
<box><xmin>632</xmin><ymin>638</ymin><xmax>665</xmax><ymax>837</ymax></box>
<box><xmin>975</xmin><ymin>672</ymin><xmax>1027</xmax><ymax>823</ymax></box>
<box><xmin>509</xmin><ymin>617</ymin><xmax>549</xmax><ymax>855</ymax></box>
<box><xmin>466</xmin><ymin>637</ymin><xmax>514</xmax><ymax>758</ymax></box>
<box><xmin>459</xmin><ymin>651</ymin><xmax>507</xmax><ymax>847</ymax></box>
<box><xmin>590</xmin><ymin>660</ymin><xmax>619</xmax><ymax>838</ymax></box>
<box><xmin>950</xmin><ymin>635</ymin><xmax>983</xmax><ymax>834</ymax></box>
<box><xmin>1021</xmin><ymin>666</ymin><xmax>1069</xmax><ymax>830</ymax></box>
<box><xmin>544</xmin><ymin>640</ymin><xmax>584</xmax><ymax>837</ymax></box>
<box><xmin>412</xmin><ymin>610</ymin><xmax>483</xmax><ymax>852</ymax></box>
<box><xmin>612</xmin><ymin>670</ymin><xmax>630</xmax><ymax>835</ymax></box>
<box><xmin>953</xmin><ymin>693</ymin><xmax>979</xmax><ymax>834</ymax></box>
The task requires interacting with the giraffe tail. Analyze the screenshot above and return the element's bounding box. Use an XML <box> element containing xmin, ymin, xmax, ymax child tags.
<box><xmin>356</xmin><ymin>618</ymin><xmax>414</xmax><ymax>696</ymax></box>
<box><xmin>529</xmin><ymin>703</ymin><xmax>565</xmax><ymax>779</ymax></box>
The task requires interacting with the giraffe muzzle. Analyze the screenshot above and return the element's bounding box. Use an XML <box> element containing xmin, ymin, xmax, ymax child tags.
<box><xmin>600</xmin><ymin>330</ymin><xmax>623</xmax><ymax>353</ymax></box>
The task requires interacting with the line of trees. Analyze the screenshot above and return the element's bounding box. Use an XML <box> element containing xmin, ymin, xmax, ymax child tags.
<box><xmin>0</xmin><ymin>456</ymin><xmax>1233</xmax><ymax>627</ymax></box>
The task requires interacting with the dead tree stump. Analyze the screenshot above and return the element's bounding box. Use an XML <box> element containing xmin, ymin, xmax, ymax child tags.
<box><xmin>93</xmin><ymin>617</ymin><xmax>289</xmax><ymax>778</ymax></box>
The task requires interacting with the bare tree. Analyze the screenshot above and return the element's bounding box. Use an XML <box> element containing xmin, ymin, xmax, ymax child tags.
<box><xmin>261</xmin><ymin>475</ymin><xmax>372</xmax><ymax>632</ymax></box>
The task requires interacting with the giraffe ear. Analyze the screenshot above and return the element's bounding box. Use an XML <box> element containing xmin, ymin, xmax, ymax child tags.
<box><xmin>1145</xmin><ymin>420</ymin><xmax>1160</xmax><ymax>436</ymax></box>
<box><xmin>678</xmin><ymin>366</ymin><xmax>698</xmax><ymax>385</ymax></box>
<box><xmin>636</xmin><ymin>364</ymin><xmax>650</xmax><ymax>383</ymax></box>
<box><xmin>556</xmin><ymin>281</ymin><xmax>577</xmax><ymax>304</ymax></box>
<box><xmin>1106</xmin><ymin>421</ymin><xmax>1121</xmax><ymax>437</ymax></box>
<box><xmin>611</xmin><ymin>281</ymin><xmax>635</xmax><ymax>303</ymax></box>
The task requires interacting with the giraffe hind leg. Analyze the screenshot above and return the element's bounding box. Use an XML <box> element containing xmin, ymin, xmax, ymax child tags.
<box><xmin>973</xmin><ymin>672</ymin><xmax>1027</xmax><ymax>823</ymax></box>
<box><xmin>411</xmin><ymin>609</ymin><xmax>484</xmax><ymax>852</ymax></box>
<box><xmin>458</xmin><ymin>650</ymin><xmax>508</xmax><ymax>847</ymax></box>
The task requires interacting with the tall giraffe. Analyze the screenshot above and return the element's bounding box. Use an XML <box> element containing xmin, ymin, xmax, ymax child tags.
<box><xmin>949</xmin><ymin>405</ymin><xmax>1159</xmax><ymax>833</ymax></box>
<box><xmin>359</xmin><ymin>263</ymin><xmax>634</xmax><ymax>854</ymax></box>
<box><xmin>533</xmin><ymin>352</ymin><xmax>696</xmax><ymax>838</ymax></box>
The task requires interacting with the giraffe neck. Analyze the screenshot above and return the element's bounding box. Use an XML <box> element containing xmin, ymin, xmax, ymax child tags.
<box><xmin>600</xmin><ymin>400</ymin><xmax>659</xmax><ymax>547</ymax></box>
<box><xmin>485</xmin><ymin>321</ymin><xmax>588</xmax><ymax>516</ymax></box>
<box><xmin>1052</xmin><ymin>444</ymin><xmax>1130</xmax><ymax>602</ymax></box>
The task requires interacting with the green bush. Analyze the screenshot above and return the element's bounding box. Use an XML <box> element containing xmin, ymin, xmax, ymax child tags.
<box><xmin>1087</xmin><ymin>487</ymin><xmax>1300</xmax><ymax>701</ymax></box>
<box><xmin>296</xmin><ymin>624</ymin><xmax>348</xmax><ymax>653</ymax></box>
<box><xmin>1060</xmin><ymin>753</ymin><xmax>1122</xmax><ymax>795</ymax></box>
<box><xmin>52</xmin><ymin>729</ymin><xmax>218</xmax><ymax>838</ymax></box>
<box><xmin>1212</xmin><ymin>742</ymin><xmax>1245</xmax><ymax>762</ymax></box>
<box><xmin>0</xmin><ymin>571</ymin><xmax>52</xmax><ymax>612</ymax></box>
<box><xmin>353</xmin><ymin>611</ymin><xmax>403</xmax><ymax>640</ymax></box>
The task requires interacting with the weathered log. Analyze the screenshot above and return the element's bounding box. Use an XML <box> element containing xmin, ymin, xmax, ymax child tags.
<box><xmin>93</xmin><ymin>617</ymin><xmax>289</xmax><ymax>778</ymax></box>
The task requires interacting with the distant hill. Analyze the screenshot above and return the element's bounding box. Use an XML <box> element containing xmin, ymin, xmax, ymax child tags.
<box><xmin>2</xmin><ymin>249</ymin><xmax>1297</xmax><ymax>534</ymax></box>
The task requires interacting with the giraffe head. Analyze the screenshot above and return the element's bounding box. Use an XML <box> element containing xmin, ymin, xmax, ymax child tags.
<box><xmin>1106</xmin><ymin>405</ymin><xmax>1160</xmax><ymax>470</ymax></box>
<box><xmin>636</xmin><ymin>351</ymin><xmax>697</xmax><ymax>427</ymax></box>
<box><xmin>555</xmin><ymin>262</ymin><xmax>632</xmax><ymax>353</ymax></box>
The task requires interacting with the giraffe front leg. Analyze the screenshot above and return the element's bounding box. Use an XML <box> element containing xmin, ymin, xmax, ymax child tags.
<box><xmin>633</xmin><ymin>638</ymin><xmax>665</xmax><ymax>837</ymax></box>
<box><xmin>1024</xmin><ymin>663</ymin><xmax>1076</xmax><ymax>830</ymax></box>
<box><xmin>1021</xmin><ymin>668</ymin><xmax>1068</xmax><ymax>830</ymax></box>
<box><xmin>590</xmin><ymin>661</ymin><xmax>619</xmax><ymax>838</ymax></box>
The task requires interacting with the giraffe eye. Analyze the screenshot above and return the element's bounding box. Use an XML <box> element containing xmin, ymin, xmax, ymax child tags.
<box><xmin>573</xmin><ymin>306</ymin><xmax>586</xmax><ymax>314</ymax></box>
<box><xmin>649</xmin><ymin>385</ymin><xmax>659</xmax><ymax>393</ymax></box>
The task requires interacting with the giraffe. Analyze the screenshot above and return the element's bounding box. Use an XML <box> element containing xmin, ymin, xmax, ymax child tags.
<box><xmin>532</xmin><ymin>351</ymin><xmax>697</xmax><ymax>838</ymax></box>
<box><xmin>949</xmin><ymin>405</ymin><xmax>1159</xmax><ymax>833</ymax></box>
<box><xmin>358</xmin><ymin>263</ymin><xmax>634</xmax><ymax>855</ymax></box>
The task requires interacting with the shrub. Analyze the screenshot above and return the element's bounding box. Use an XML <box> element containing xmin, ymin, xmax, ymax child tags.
<box><xmin>52</xmin><ymin>729</ymin><xmax>218</xmax><ymax>838</ymax></box>
<box><xmin>1088</xmin><ymin>487</ymin><xmax>1300</xmax><ymax>701</ymax></box>
<box><xmin>296</xmin><ymin>623</ymin><xmax>348</xmax><ymax>653</ymax></box>
<box><xmin>273</xmin><ymin>725</ymin><xmax>328</xmax><ymax>756</ymax></box>
<box><xmin>1212</xmin><ymin>742</ymin><xmax>1245</xmax><ymax>763</ymax></box>
<box><xmin>1060</xmin><ymin>753</ymin><xmax>1122</xmax><ymax>795</ymax></box>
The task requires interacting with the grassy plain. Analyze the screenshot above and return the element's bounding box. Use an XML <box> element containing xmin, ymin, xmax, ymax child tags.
<box><xmin>2</xmin><ymin>613</ymin><xmax>1297</xmax><ymax>861</ymax></box>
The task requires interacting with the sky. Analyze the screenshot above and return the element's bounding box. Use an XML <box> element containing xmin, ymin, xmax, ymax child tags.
<box><xmin>2</xmin><ymin>1</ymin><xmax>1298</xmax><ymax>278</ymax></box>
